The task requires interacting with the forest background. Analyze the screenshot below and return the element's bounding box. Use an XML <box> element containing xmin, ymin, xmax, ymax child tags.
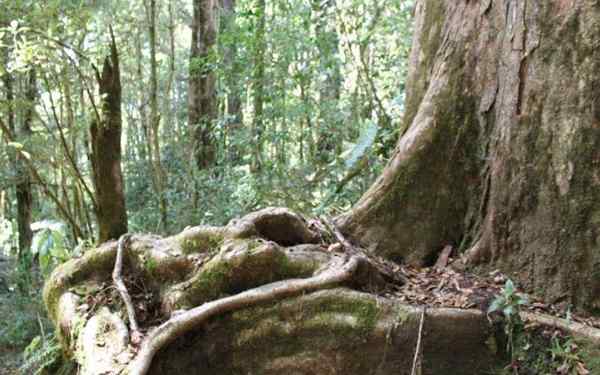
<box><xmin>0</xmin><ymin>0</ymin><xmax>414</xmax><ymax>369</ymax></box>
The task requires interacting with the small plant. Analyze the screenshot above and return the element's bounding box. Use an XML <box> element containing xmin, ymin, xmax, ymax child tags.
<box><xmin>488</xmin><ymin>279</ymin><xmax>529</xmax><ymax>359</ymax></box>
<box><xmin>549</xmin><ymin>336</ymin><xmax>589</xmax><ymax>375</ymax></box>
<box><xmin>20</xmin><ymin>334</ymin><xmax>71</xmax><ymax>375</ymax></box>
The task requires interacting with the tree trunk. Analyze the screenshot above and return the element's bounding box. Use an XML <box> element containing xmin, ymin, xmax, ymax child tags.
<box><xmin>2</xmin><ymin>35</ymin><xmax>34</xmax><ymax>259</ymax></box>
<box><xmin>220</xmin><ymin>0</ymin><xmax>244</xmax><ymax>164</ymax></box>
<box><xmin>338</xmin><ymin>0</ymin><xmax>600</xmax><ymax>312</ymax></box>
<box><xmin>15</xmin><ymin>69</ymin><xmax>36</xmax><ymax>259</ymax></box>
<box><xmin>251</xmin><ymin>0</ymin><xmax>266</xmax><ymax>172</ymax></box>
<box><xmin>313</xmin><ymin>0</ymin><xmax>342</xmax><ymax>161</ymax></box>
<box><xmin>189</xmin><ymin>0</ymin><xmax>218</xmax><ymax>170</ymax></box>
<box><xmin>147</xmin><ymin>0</ymin><xmax>169</xmax><ymax>232</ymax></box>
<box><xmin>90</xmin><ymin>34</ymin><xmax>128</xmax><ymax>243</ymax></box>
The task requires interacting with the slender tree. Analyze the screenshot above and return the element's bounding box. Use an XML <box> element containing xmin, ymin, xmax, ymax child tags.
<box><xmin>146</xmin><ymin>0</ymin><xmax>169</xmax><ymax>231</ymax></box>
<box><xmin>7</xmin><ymin>66</ymin><xmax>35</xmax><ymax>259</ymax></box>
<box><xmin>16</xmin><ymin>68</ymin><xmax>37</xmax><ymax>256</ymax></box>
<box><xmin>90</xmin><ymin>32</ymin><xmax>128</xmax><ymax>242</ymax></box>
<box><xmin>250</xmin><ymin>0</ymin><xmax>266</xmax><ymax>172</ymax></box>
<box><xmin>313</xmin><ymin>0</ymin><xmax>341</xmax><ymax>161</ymax></box>
<box><xmin>189</xmin><ymin>0</ymin><xmax>218</xmax><ymax>170</ymax></box>
<box><xmin>220</xmin><ymin>0</ymin><xmax>243</xmax><ymax>164</ymax></box>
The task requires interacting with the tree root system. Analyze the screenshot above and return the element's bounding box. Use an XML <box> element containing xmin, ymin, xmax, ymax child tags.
<box><xmin>43</xmin><ymin>208</ymin><xmax>600</xmax><ymax>375</ymax></box>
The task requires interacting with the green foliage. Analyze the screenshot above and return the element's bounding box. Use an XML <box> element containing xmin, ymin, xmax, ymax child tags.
<box><xmin>548</xmin><ymin>336</ymin><xmax>582</xmax><ymax>373</ymax></box>
<box><xmin>488</xmin><ymin>279</ymin><xmax>529</xmax><ymax>320</ymax></box>
<box><xmin>0</xmin><ymin>280</ymin><xmax>47</xmax><ymax>349</ymax></box>
<box><xmin>488</xmin><ymin>279</ymin><xmax>529</xmax><ymax>359</ymax></box>
<box><xmin>343</xmin><ymin>120</ymin><xmax>379</xmax><ymax>170</ymax></box>
<box><xmin>0</xmin><ymin>0</ymin><xmax>415</xmax><ymax>365</ymax></box>
<box><xmin>490</xmin><ymin>281</ymin><xmax>594</xmax><ymax>374</ymax></box>
<box><xmin>20</xmin><ymin>334</ymin><xmax>69</xmax><ymax>375</ymax></box>
<box><xmin>31</xmin><ymin>222</ymin><xmax>70</xmax><ymax>273</ymax></box>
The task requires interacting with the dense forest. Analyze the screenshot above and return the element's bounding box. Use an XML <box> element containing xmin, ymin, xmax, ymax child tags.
<box><xmin>1</xmin><ymin>0</ymin><xmax>600</xmax><ymax>374</ymax></box>
<box><xmin>0</xmin><ymin>0</ymin><xmax>412</xmax><ymax>245</ymax></box>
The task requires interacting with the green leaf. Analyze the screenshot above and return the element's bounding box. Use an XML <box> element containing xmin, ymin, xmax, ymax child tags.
<box><xmin>488</xmin><ymin>299</ymin><xmax>502</xmax><ymax>314</ymax></box>
<box><xmin>344</xmin><ymin>120</ymin><xmax>378</xmax><ymax>170</ymax></box>
<box><xmin>504</xmin><ymin>279</ymin><xmax>515</xmax><ymax>295</ymax></box>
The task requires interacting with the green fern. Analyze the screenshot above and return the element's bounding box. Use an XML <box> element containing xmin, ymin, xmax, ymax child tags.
<box><xmin>20</xmin><ymin>335</ymin><xmax>64</xmax><ymax>375</ymax></box>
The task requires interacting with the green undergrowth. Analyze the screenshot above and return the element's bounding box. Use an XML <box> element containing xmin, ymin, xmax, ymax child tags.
<box><xmin>490</xmin><ymin>280</ymin><xmax>598</xmax><ymax>374</ymax></box>
<box><xmin>19</xmin><ymin>334</ymin><xmax>75</xmax><ymax>375</ymax></box>
<box><xmin>493</xmin><ymin>329</ymin><xmax>598</xmax><ymax>375</ymax></box>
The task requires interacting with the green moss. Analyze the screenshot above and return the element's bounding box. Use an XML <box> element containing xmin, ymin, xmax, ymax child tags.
<box><xmin>219</xmin><ymin>295</ymin><xmax>383</xmax><ymax>373</ymax></box>
<box><xmin>43</xmin><ymin>245</ymin><xmax>116</xmax><ymax>323</ymax></box>
<box><xmin>180</xmin><ymin>235</ymin><xmax>222</xmax><ymax>255</ymax></box>
<box><xmin>184</xmin><ymin>260</ymin><xmax>232</xmax><ymax>305</ymax></box>
<box><xmin>170</xmin><ymin>242</ymin><xmax>323</xmax><ymax>310</ymax></box>
<box><xmin>144</xmin><ymin>257</ymin><xmax>158</xmax><ymax>273</ymax></box>
<box><xmin>273</xmin><ymin>252</ymin><xmax>316</xmax><ymax>278</ymax></box>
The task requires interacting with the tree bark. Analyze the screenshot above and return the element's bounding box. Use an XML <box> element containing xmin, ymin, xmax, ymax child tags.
<box><xmin>90</xmin><ymin>33</ymin><xmax>128</xmax><ymax>243</ymax></box>
<box><xmin>339</xmin><ymin>0</ymin><xmax>600</xmax><ymax>312</ymax></box>
<box><xmin>147</xmin><ymin>0</ymin><xmax>169</xmax><ymax>232</ymax></box>
<box><xmin>251</xmin><ymin>0</ymin><xmax>266</xmax><ymax>172</ymax></box>
<box><xmin>2</xmin><ymin>34</ymin><xmax>35</xmax><ymax>259</ymax></box>
<box><xmin>15</xmin><ymin>69</ymin><xmax>36</xmax><ymax>259</ymax></box>
<box><xmin>313</xmin><ymin>0</ymin><xmax>342</xmax><ymax>161</ymax></box>
<box><xmin>189</xmin><ymin>0</ymin><xmax>218</xmax><ymax>170</ymax></box>
<box><xmin>220</xmin><ymin>0</ymin><xmax>244</xmax><ymax>164</ymax></box>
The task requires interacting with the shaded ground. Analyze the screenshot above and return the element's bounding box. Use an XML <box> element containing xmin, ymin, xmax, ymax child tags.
<box><xmin>0</xmin><ymin>256</ymin><xmax>49</xmax><ymax>375</ymax></box>
<box><xmin>0</xmin><ymin>258</ymin><xmax>23</xmax><ymax>375</ymax></box>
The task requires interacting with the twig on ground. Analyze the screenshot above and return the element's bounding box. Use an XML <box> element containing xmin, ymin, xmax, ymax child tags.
<box><xmin>411</xmin><ymin>306</ymin><xmax>426</xmax><ymax>375</ymax></box>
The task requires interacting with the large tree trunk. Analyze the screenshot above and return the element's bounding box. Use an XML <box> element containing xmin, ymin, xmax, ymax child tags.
<box><xmin>90</xmin><ymin>34</ymin><xmax>128</xmax><ymax>243</ymax></box>
<box><xmin>338</xmin><ymin>0</ymin><xmax>600</xmax><ymax>312</ymax></box>
<box><xmin>44</xmin><ymin>1</ymin><xmax>600</xmax><ymax>374</ymax></box>
<box><xmin>189</xmin><ymin>0</ymin><xmax>218</xmax><ymax>170</ymax></box>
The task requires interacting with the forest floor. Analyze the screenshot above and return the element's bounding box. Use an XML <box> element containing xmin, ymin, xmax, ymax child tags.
<box><xmin>0</xmin><ymin>257</ymin><xmax>43</xmax><ymax>375</ymax></box>
<box><xmin>0</xmin><ymin>345</ymin><xmax>20</xmax><ymax>375</ymax></box>
<box><xmin>0</xmin><ymin>295</ymin><xmax>23</xmax><ymax>374</ymax></box>
<box><xmin>390</xmin><ymin>260</ymin><xmax>600</xmax><ymax>330</ymax></box>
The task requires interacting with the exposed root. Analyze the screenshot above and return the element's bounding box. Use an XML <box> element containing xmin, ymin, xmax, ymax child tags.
<box><xmin>126</xmin><ymin>255</ymin><xmax>363</xmax><ymax>375</ymax></box>
<box><xmin>322</xmin><ymin>217</ymin><xmax>407</xmax><ymax>286</ymax></box>
<box><xmin>112</xmin><ymin>233</ymin><xmax>141</xmax><ymax>343</ymax></box>
<box><xmin>520</xmin><ymin>311</ymin><xmax>600</xmax><ymax>346</ymax></box>
<box><xmin>235</xmin><ymin>207</ymin><xmax>320</xmax><ymax>246</ymax></box>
